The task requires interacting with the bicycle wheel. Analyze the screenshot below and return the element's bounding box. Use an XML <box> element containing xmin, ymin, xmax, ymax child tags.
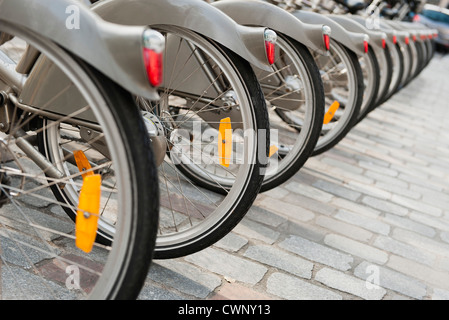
<box><xmin>408</xmin><ymin>37</ymin><xmax>425</xmax><ymax>81</ymax></box>
<box><xmin>136</xmin><ymin>25</ymin><xmax>269</xmax><ymax>259</ymax></box>
<box><xmin>397</xmin><ymin>38</ymin><xmax>412</xmax><ymax>90</ymax></box>
<box><xmin>379</xmin><ymin>41</ymin><xmax>404</xmax><ymax>103</ymax></box>
<box><xmin>311</xmin><ymin>39</ymin><xmax>363</xmax><ymax>156</ymax></box>
<box><xmin>402</xmin><ymin>37</ymin><xmax>420</xmax><ymax>87</ymax></box>
<box><xmin>356</xmin><ymin>45</ymin><xmax>380</xmax><ymax>122</ymax></box>
<box><xmin>371</xmin><ymin>43</ymin><xmax>393</xmax><ymax>110</ymax></box>
<box><xmin>254</xmin><ymin>33</ymin><xmax>324</xmax><ymax>191</ymax></box>
<box><xmin>0</xmin><ymin>24</ymin><xmax>159</xmax><ymax>299</ymax></box>
<box><xmin>412</xmin><ymin>39</ymin><xmax>427</xmax><ymax>78</ymax></box>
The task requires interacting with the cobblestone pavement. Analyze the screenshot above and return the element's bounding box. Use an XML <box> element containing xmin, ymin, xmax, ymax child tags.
<box><xmin>138</xmin><ymin>52</ymin><xmax>449</xmax><ymax>301</ymax></box>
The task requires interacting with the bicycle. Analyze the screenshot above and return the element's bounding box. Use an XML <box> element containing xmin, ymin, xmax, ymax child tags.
<box><xmin>292</xmin><ymin>0</ymin><xmax>435</xmax><ymax>119</ymax></box>
<box><xmin>92</xmin><ymin>0</ymin><xmax>275</xmax><ymax>259</ymax></box>
<box><xmin>0</xmin><ymin>0</ymin><xmax>161</xmax><ymax>299</ymax></box>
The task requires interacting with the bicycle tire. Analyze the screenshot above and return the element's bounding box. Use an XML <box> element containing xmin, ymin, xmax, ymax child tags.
<box><xmin>402</xmin><ymin>39</ymin><xmax>419</xmax><ymax>87</ymax></box>
<box><xmin>371</xmin><ymin>43</ymin><xmax>393</xmax><ymax>111</ymax></box>
<box><xmin>379</xmin><ymin>42</ymin><xmax>404</xmax><ymax>104</ymax></box>
<box><xmin>357</xmin><ymin>45</ymin><xmax>381</xmax><ymax>122</ymax></box>
<box><xmin>410</xmin><ymin>39</ymin><xmax>425</xmax><ymax>80</ymax></box>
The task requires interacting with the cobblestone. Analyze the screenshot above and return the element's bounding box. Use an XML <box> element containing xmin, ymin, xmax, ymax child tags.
<box><xmin>354</xmin><ymin>262</ymin><xmax>427</xmax><ymax>299</ymax></box>
<box><xmin>243</xmin><ymin>244</ymin><xmax>314</xmax><ymax>279</ymax></box>
<box><xmin>267</xmin><ymin>272</ymin><xmax>342</xmax><ymax>300</ymax></box>
<box><xmin>315</xmin><ymin>267</ymin><xmax>386</xmax><ymax>300</ymax></box>
<box><xmin>280</xmin><ymin>235</ymin><xmax>353</xmax><ymax>271</ymax></box>
<box><xmin>324</xmin><ymin>234</ymin><xmax>389</xmax><ymax>265</ymax></box>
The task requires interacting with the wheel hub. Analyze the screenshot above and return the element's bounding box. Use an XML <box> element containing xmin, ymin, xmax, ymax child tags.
<box><xmin>142</xmin><ymin>111</ymin><xmax>167</xmax><ymax>167</ymax></box>
<box><xmin>284</xmin><ymin>75</ymin><xmax>303</xmax><ymax>92</ymax></box>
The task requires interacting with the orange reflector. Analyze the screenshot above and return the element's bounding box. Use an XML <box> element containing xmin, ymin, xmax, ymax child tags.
<box><xmin>76</xmin><ymin>174</ymin><xmax>101</xmax><ymax>253</ymax></box>
<box><xmin>218</xmin><ymin>117</ymin><xmax>232</xmax><ymax>167</ymax></box>
<box><xmin>74</xmin><ymin>150</ymin><xmax>93</xmax><ymax>178</ymax></box>
<box><xmin>269</xmin><ymin>145</ymin><xmax>279</xmax><ymax>158</ymax></box>
<box><xmin>323</xmin><ymin>101</ymin><xmax>340</xmax><ymax>124</ymax></box>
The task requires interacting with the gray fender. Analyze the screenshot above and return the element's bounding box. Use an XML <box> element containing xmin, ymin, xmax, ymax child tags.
<box><xmin>210</xmin><ymin>0</ymin><xmax>328</xmax><ymax>55</ymax></box>
<box><xmin>327</xmin><ymin>15</ymin><xmax>386</xmax><ymax>52</ymax></box>
<box><xmin>290</xmin><ymin>10</ymin><xmax>367</xmax><ymax>56</ymax></box>
<box><xmin>0</xmin><ymin>0</ymin><xmax>158</xmax><ymax>101</ymax></box>
<box><xmin>384</xmin><ymin>21</ymin><xmax>426</xmax><ymax>43</ymax></box>
<box><xmin>347</xmin><ymin>15</ymin><xmax>400</xmax><ymax>47</ymax></box>
<box><xmin>91</xmin><ymin>0</ymin><xmax>271</xmax><ymax>71</ymax></box>
<box><xmin>378</xmin><ymin>20</ymin><xmax>411</xmax><ymax>45</ymax></box>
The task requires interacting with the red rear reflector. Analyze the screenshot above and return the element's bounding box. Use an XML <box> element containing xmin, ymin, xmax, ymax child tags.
<box><xmin>393</xmin><ymin>35</ymin><xmax>397</xmax><ymax>44</ymax></box>
<box><xmin>382</xmin><ymin>38</ymin><xmax>386</xmax><ymax>49</ymax></box>
<box><xmin>405</xmin><ymin>37</ymin><xmax>410</xmax><ymax>45</ymax></box>
<box><xmin>323</xmin><ymin>34</ymin><xmax>330</xmax><ymax>51</ymax></box>
<box><xmin>364</xmin><ymin>41</ymin><xmax>369</xmax><ymax>53</ymax></box>
<box><xmin>413</xmin><ymin>14</ymin><xmax>420</xmax><ymax>22</ymax></box>
<box><xmin>412</xmin><ymin>35</ymin><xmax>417</xmax><ymax>42</ymax></box>
<box><xmin>142</xmin><ymin>29</ymin><xmax>165</xmax><ymax>87</ymax></box>
<box><xmin>143</xmin><ymin>48</ymin><xmax>163</xmax><ymax>87</ymax></box>
<box><xmin>322</xmin><ymin>25</ymin><xmax>331</xmax><ymax>51</ymax></box>
<box><xmin>264</xmin><ymin>29</ymin><xmax>277</xmax><ymax>65</ymax></box>
<box><xmin>265</xmin><ymin>41</ymin><xmax>275</xmax><ymax>65</ymax></box>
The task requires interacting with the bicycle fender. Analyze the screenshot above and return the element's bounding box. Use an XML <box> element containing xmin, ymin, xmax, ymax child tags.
<box><xmin>384</xmin><ymin>21</ymin><xmax>424</xmax><ymax>44</ymax></box>
<box><xmin>0</xmin><ymin>0</ymin><xmax>159</xmax><ymax>102</ymax></box>
<box><xmin>327</xmin><ymin>15</ymin><xmax>386</xmax><ymax>52</ymax></box>
<box><xmin>291</xmin><ymin>10</ymin><xmax>367</xmax><ymax>56</ymax></box>
<box><xmin>210</xmin><ymin>0</ymin><xmax>328</xmax><ymax>55</ymax></box>
<box><xmin>91</xmin><ymin>0</ymin><xmax>271</xmax><ymax>71</ymax></box>
<box><xmin>347</xmin><ymin>15</ymin><xmax>400</xmax><ymax>48</ymax></box>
